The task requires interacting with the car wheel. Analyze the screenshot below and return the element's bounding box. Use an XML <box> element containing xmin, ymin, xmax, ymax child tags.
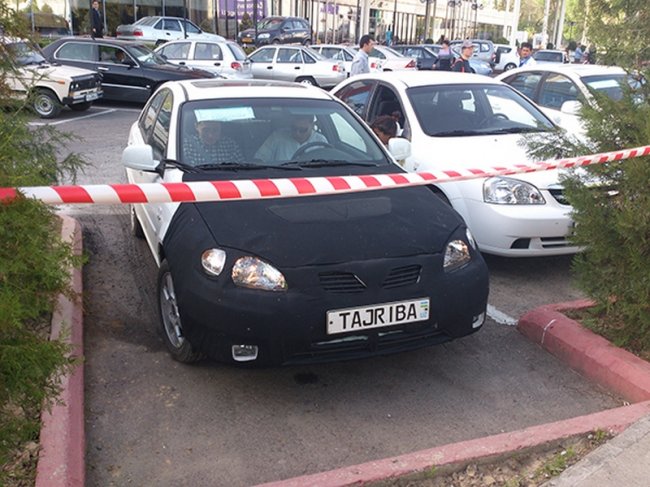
<box><xmin>70</xmin><ymin>101</ymin><xmax>92</xmax><ymax>112</ymax></box>
<box><xmin>504</xmin><ymin>63</ymin><xmax>517</xmax><ymax>71</ymax></box>
<box><xmin>272</xmin><ymin>38</ymin><xmax>281</xmax><ymax>45</ymax></box>
<box><xmin>130</xmin><ymin>205</ymin><xmax>145</xmax><ymax>239</ymax></box>
<box><xmin>33</xmin><ymin>89</ymin><xmax>62</xmax><ymax>119</ymax></box>
<box><xmin>295</xmin><ymin>76</ymin><xmax>318</xmax><ymax>86</ymax></box>
<box><xmin>158</xmin><ymin>259</ymin><xmax>202</xmax><ymax>363</ymax></box>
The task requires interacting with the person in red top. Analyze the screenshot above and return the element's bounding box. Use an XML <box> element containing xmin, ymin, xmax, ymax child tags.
<box><xmin>452</xmin><ymin>40</ymin><xmax>473</xmax><ymax>73</ymax></box>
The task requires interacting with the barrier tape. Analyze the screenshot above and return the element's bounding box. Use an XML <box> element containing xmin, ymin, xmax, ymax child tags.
<box><xmin>1</xmin><ymin>145</ymin><xmax>649</xmax><ymax>205</ymax></box>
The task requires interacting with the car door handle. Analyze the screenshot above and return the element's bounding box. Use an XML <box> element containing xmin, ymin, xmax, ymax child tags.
<box><xmin>266</xmin><ymin>66</ymin><xmax>273</xmax><ymax>70</ymax></box>
<box><xmin>294</xmin><ymin>67</ymin><xmax>300</xmax><ymax>70</ymax></box>
<box><xmin>213</xmin><ymin>62</ymin><xmax>221</xmax><ymax>66</ymax></box>
<box><xmin>97</xmin><ymin>66</ymin><xmax>109</xmax><ymax>71</ymax></box>
<box><xmin>178</xmin><ymin>61</ymin><xmax>185</xmax><ymax>65</ymax></box>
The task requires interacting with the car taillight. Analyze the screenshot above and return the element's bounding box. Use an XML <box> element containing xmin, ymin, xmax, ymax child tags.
<box><xmin>332</xmin><ymin>64</ymin><xmax>340</xmax><ymax>71</ymax></box>
<box><xmin>370</xmin><ymin>62</ymin><xmax>377</xmax><ymax>68</ymax></box>
<box><xmin>231</xmin><ymin>61</ymin><xmax>242</xmax><ymax>70</ymax></box>
<box><xmin>133</xmin><ymin>29</ymin><xmax>143</xmax><ymax>36</ymax></box>
<box><xmin>406</xmin><ymin>59</ymin><xmax>416</xmax><ymax>68</ymax></box>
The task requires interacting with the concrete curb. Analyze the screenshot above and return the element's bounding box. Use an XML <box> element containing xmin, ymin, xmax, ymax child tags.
<box><xmin>518</xmin><ymin>300</ymin><xmax>650</xmax><ymax>403</ymax></box>
<box><xmin>254</xmin><ymin>300</ymin><xmax>650</xmax><ymax>487</ymax></box>
<box><xmin>34</xmin><ymin>214</ymin><xmax>85</xmax><ymax>487</ymax></box>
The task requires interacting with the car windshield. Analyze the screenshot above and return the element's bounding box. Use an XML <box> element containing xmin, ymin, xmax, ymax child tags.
<box><xmin>407</xmin><ymin>84</ymin><xmax>555</xmax><ymax>137</ymax></box>
<box><xmin>258</xmin><ymin>18</ymin><xmax>283</xmax><ymax>30</ymax></box>
<box><xmin>180</xmin><ymin>98</ymin><xmax>390</xmax><ymax>167</ymax></box>
<box><xmin>127</xmin><ymin>44</ymin><xmax>168</xmax><ymax>65</ymax></box>
<box><xmin>134</xmin><ymin>17</ymin><xmax>157</xmax><ymax>26</ymax></box>
<box><xmin>582</xmin><ymin>73</ymin><xmax>643</xmax><ymax>101</ymax></box>
<box><xmin>7</xmin><ymin>41</ymin><xmax>47</xmax><ymax>66</ymax></box>
<box><xmin>534</xmin><ymin>51</ymin><xmax>561</xmax><ymax>61</ymax></box>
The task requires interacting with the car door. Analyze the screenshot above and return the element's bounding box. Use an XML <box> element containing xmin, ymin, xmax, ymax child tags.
<box><xmin>97</xmin><ymin>44</ymin><xmax>150</xmax><ymax>102</ymax></box>
<box><xmin>155</xmin><ymin>18</ymin><xmax>183</xmax><ymax>43</ymax></box>
<box><xmin>191</xmin><ymin>42</ymin><xmax>225</xmax><ymax>75</ymax></box>
<box><xmin>248</xmin><ymin>47</ymin><xmax>276</xmax><ymax>79</ymax></box>
<box><xmin>334</xmin><ymin>79</ymin><xmax>378</xmax><ymax>119</ymax></box>
<box><xmin>274</xmin><ymin>47</ymin><xmax>303</xmax><ymax>81</ymax></box>
<box><xmin>536</xmin><ymin>72</ymin><xmax>583</xmax><ymax>133</ymax></box>
<box><xmin>157</xmin><ymin>41</ymin><xmax>191</xmax><ymax>67</ymax></box>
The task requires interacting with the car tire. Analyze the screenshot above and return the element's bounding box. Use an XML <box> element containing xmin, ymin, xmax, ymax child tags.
<box><xmin>157</xmin><ymin>259</ymin><xmax>203</xmax><ymax>363</ymax></box>
<box><xmin>295</xmin><ymin>76</ymin><xmax>318</xmax><ymax>86</ymax></box>
<box><xmin>504</xmin><ymin>63</ymin><xmax>517</xmax><ymax>71</ymax></box>
<box><xmin>130</xmin><ymin>206</ymin><xmax>145</xmax><ymax>239</ymax></box>
<box><xmin>70</xmin><ymin>101</ymin><xmax>92</xmax><ymax>112</ymax></box>
<box><xmin>33</xmin><ymin>89</ymin><xmax>62</xmax><ymax>119</ymax></box>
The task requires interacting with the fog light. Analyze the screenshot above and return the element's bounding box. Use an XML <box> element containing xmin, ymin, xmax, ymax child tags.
<box><xmin>472</xmin><ymin>312</ymin><xmax>486</xmax><ymax>329</ymax></box>
<box><xmin>232</xmin><ymin>344</ymin><xmax>258</xmax><ymax>362</ymax></box>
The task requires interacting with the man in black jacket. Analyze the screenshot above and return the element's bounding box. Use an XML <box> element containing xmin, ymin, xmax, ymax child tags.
<box><xmin>452</xmin><ymin>39</ymin><xmax>473</xmax><ymax>73</ymax></box>
<box><xmin>91</xmin><ymin>0</ymin><xmax>104</xmax><ymax>38</ymax></box>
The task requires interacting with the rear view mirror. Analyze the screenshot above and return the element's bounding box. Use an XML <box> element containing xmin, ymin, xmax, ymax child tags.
<box><xmin>388</xmin><ymin>138</ymin><xmax>411</xmax><ymax>162</ymax></box>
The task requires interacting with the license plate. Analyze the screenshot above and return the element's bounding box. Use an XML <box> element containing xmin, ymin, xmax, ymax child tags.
<box><xmin>242</xmin><ymin>38</ymin><xmax>252</xmax><ymax>43</ymax></box>
<box><xmin>86</xmin><ymin>92</ymin><xmax>100</xmax><ymax>101</ymax></box>
<box><xmin>327</xmin><ymin>298</ymin><xmax>430</xmax><ymax>335</ymax></box>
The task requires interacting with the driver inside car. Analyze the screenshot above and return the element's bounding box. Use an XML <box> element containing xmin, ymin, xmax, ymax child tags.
<box><xmin>255</xmin><ymin>114</ymin><xmax>327</xmax><ymax>164</ymax></box>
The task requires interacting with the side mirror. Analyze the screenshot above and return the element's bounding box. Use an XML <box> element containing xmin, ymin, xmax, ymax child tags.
<box><xmin>122</xmin><ymin>144</ymin><xmax>159</xmax><ymax>172</ymax></box>
<box><xmin>560</xmin><ymin>100</ymin><xmax>581</xmax><ymax>115</ymax></box>
<box><xmin>388</xmin><ymin>138</ymin><xmax>411</xmax><ymax>161</ymax></box>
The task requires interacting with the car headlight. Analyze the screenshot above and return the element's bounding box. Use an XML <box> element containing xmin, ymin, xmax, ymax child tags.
<box><xmin>232</xmin><ymin>256</ymin><xmax>287</xmax><ymax>291</ymax></box>
<box><xmin>444</xmin><ymin>239</ymin><xmax>471</xmax><ymax>272</ymax></box>
<box><xmin>258</xmin><ymin>33</ymin><xmax>270</xmax><ymax>39</ymax></box>
<box><xmin>70</xmin><ymin>82</ymin><xmax>79</xmax><ymax>91</ymax></box>
<box><xmin>201</xmin><ymin>248</ymin><xmax>227</xmax><ymax>276</ymax></box>
<box><xmin>483</xmin><ymin>177</ymin><xmax>546</xmax><ymax>205</ymax></box>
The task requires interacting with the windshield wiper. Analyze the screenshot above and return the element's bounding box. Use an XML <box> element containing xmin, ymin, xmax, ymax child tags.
<box><xmin>432</xmin><ymin>130</ymin><xmax>479</xmax><ymax>137</ymax></box>
<box><xmin>281</xmin><ymin>159</ymin><xmax>378</xmax><ymax>168</ymax></box>
<box><xmin>481</xmin><ymin>127</ymin><xmax>546</xmax><ymax>135</ymax></box>
<box><xmin>161</xmin><ymin>158</ymin><xmax>199</xmax><ymax>173</ymax></box>
<box><xmin>195</xmin><ymin>162</ymin><xmax>302</xmax><ymax>171</ymax></box>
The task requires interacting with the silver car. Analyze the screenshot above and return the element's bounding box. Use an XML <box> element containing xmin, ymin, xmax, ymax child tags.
<box><xmin>116</xmin><ymin>16</ymin><xmax>224</xmax><ymax>46</ymax></box>
<box><xmin>155</xmin><ymin>39</ymin><xmax>252</xmax><ymax>79</ymax></box>
<box><xmin>248</xmin><ymin>45</ymin><xmax>346</xmax><ymax>88</ymax></box>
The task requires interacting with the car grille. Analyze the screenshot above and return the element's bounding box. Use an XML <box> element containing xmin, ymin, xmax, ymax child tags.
<box><xmin>319</xmin><ymin>265</ymin><xmax>422</xmax><ymax>293</ymax></box>
<box><xmin>73</xmin><ymin>75</ymin><xmax>100</xmax><ymax>90</ymax></box>
<box><xmin>548</xmin><ymin>188</ymin><xmax>570</xmax><ymax>205</ymax></box>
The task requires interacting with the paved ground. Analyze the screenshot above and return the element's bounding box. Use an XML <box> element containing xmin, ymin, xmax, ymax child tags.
<box><xmin>50</xmin><ymin>106</ymin><xmax>624</xmax><ymax>486</ymax></box>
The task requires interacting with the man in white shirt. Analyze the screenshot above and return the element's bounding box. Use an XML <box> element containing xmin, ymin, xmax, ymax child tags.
<box><xmin>255</xmin><ymin>115</ymin><xmax>327</xmax><ymax>163</ymax></box>
<box><xmin>518</xmin><ymin>42</ymin><xmax>537</xmax><ymax>67</ymax></box>
<box><xmin>350</xmin><ymin>34</ymin><xmax>375</xmax><ymax>76</ymax></box>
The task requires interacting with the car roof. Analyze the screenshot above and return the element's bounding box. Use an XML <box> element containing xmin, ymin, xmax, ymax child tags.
<box><xmin>173</xmin><ymin>79</ymin><xmax>337</xmax><ymax>101</ymax></box>
<box><xmin>347</xmin><ymin>70</ymin><xmax>501</xmax><ymax>87</ymax></box>
<box><xmin>51</xmin><ymin>36</ymin><xmax>147</xmax><ymax>48</ymax></box>
<box><xmin>504</xmin><ymin>63</ymin><xmax>626</xmax><ymax>77</ymax></box>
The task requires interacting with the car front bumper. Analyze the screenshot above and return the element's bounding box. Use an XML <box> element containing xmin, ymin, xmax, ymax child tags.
<box><xmin>173</xmin><ymin>253</ymin><xmax>489</xmax><ymax>366</ymax></box>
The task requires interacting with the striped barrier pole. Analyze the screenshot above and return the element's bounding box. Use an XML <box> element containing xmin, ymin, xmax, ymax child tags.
<box><xmin>1</xmin><ymin>145</ymin><xmax>649</xmax><ymax>205</ymax></box>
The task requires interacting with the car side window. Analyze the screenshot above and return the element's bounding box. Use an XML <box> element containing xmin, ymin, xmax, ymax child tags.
<box><xmin>195</xmin><ymin>42</ymin><xmax>222</xmax><ymax>60</ymax></box>
<box><xmin>99</xmin><ymin>45</ymin><xmax>129</xmax><ymax>64</ymax></box>
<box><xmin>369</xmin><ymin>48</ymin><xmax>385</xmax><ymax>59</ymax></box>
<box><xmin>56</xmin><ymin>42</ymin><xmax>95</xmax><ymax>62</ymax></box>
<box><xmin>163</xmin><ymin>19</ymin><xmax>182</xmax><ymax>32</ymax></box>
<box><xmin>147</xmin><ymin>91</ymin><xmax>173</xmax><ymax>161</ymax></box>
<box><xmin>336</xmin><ymin>80</ymin><xmax>376</xmax><ymax>118</ymax></box>
<box><xmin>160</xmin><ymin>42</ymin><xmax>190</xmax><ymax>60</ymax></box>
<box><xmin>184</xmin><ymin>21</ymin><xmax>201</xmax><ymax>34</ymax></box>
<box><xmin>302</xmin><ymin>51</ymin><xmax>316</xmax><ymax>64</ymax></box>
<box><xmin>277</xmin><ymin>48</ymin><xmax>298</xmax><ymax>63</ymax></box>
<box><xmin>139</xmin><ymin>90</ymin><xmax>167</xmax><ymax>140</ymax></box>
<box><xmin>538</xmin><ymin>73</ymin><xmax>580</xmax><ymax>110</ymax></box>
<box><xmin>504</xmin><ymin>72</ymin><xmax>542</xmax><ymax>100</ymax></box>
<box><xmin>249</xmin><ymin>48</ymin><xmax>275</xmax><ymax>63</ymax></box>
<box><xmin>153</xmin><ymin>19</ymin><xmax>164</xmax><ymax>30</ymax></box>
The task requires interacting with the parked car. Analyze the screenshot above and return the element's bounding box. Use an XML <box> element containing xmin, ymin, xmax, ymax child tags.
<box><xmin>22</xmin><ymin>12</ymin><xmax>71</xmax><ymax>39</ymax></box>
<box><xmin>309</xmin><ymin>43</ymin><xmax>381</xmax><ymax>76</ymax></box>
<box><xmin>450</xmin><ymin>39</ymin><xmax>496</xmax><ymax>66</ymax></box>
<box><xmin>247</xmin><ymin>45</ymin><xmax>345</xmax><ymax>87</ymax></box>
<box><xmin>391</xmin><ymin>45</ymin><xmax>438</xmax><ymax>70</ymax></box>
<box><xmin>122</xmin><ymin>78</ymin><xmax>489</xmax><ymax>365</ymax></box>
<box><xmin>428</xmin><ymin>44</ymin><xmax>493</xmax><ymax>75</ymax></box>
<box><xmin>154</xmin><ymin>39</ymin><xmax>252</xmax><ymax>79</ymax></box>
<box><xmin>42</xmin><ymin>37</ymin><xmax>215</xmax><ymax>103</ymax></box>
<box><xmin>496</xmin><ymin>63</ymin><xmax>638</xmax><ymax>136</ymax></box>
<box><xmin>116</xmin><ymin>16</ymin><xmax>224</xmax><ymax>46</ymax></box>
<box><xmin>532</xmin><ymin>49</ymin><xmax>569</xmax><ymax>64</ymax></box>
<box><xmin>494</xmin><ymin>44</ymin><xmax>519</xmax><ymax>72</ymax></box>
<box><xmin>333</xmin><ymin>71</ymin><xmax>579</xmax><ymax>257</ymax></box>
<box><xmin>2</xmin><ymin>37</ymin><xmax>102</xmax><ymax>118</ymax></box>
<box><xmin>238</xmin><ymin>16</ymin><xmax>312</xmax><ymax>47</ymax></box>
<box><xmin>351</xmin><ymin>44</ymin><xmax>417</xmax><ymax>71</ymax></box>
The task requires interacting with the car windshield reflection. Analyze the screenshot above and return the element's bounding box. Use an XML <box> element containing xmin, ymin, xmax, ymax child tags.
<box><xmin>128</xmin><ymin>45</ymin><xmax>168</xmax><ymax>65</ymax></box>
<box><xmin>8</xmin><ymin>41</ymin><xmax>47</xmax><ymax>66</ymax></box>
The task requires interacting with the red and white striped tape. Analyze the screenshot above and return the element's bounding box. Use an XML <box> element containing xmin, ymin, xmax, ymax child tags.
<box><xmin>1</xmin><ymin>145</ymin><xmax>649</xmax><ymax>205</ymax></box>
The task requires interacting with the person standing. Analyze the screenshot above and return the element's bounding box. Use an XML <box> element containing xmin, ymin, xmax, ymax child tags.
<box><xmin>90</xmin><ymin>0</ymin><xmax>104</xmax><ymax>39</ymax></box>
<box><xmin>350</xmin><ymin>34</ymin><xmax>375</xmax><ymax>76</ymax></box>
<box><xmin>452</xmin><ymin>40</ymin><xmax>473</xmax><ymax>73</ymax></box>
<box><xmin>385</xmin><ymin>27</ymin><xmax>393</xmax><ymax>47</ymax></box>
<box><xmin>574</xmin><ymin>44</ymin><xmax>584</xmax><ymax>63</ymax></box>
<box><xmin>518</xmin><ymin>42</ymin><xmax>537</xmax><ymax>67</ymax></box>
<box><xmin>435</xmin><ymin>39</ymin><xmax>453</xmax><ymax>71</ymax></box>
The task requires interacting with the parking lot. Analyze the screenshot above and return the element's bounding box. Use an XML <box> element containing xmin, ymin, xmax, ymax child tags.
<box><xmin>47</xmin><ymin>105</ymin><xmax>621</xmax><ymax>486</ymax></box>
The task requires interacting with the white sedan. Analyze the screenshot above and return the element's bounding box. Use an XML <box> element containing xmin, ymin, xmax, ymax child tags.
<box><xmin>351</xmin><ymin>44</ymin><xmax>417</xmax><ymax>71</ymax></box>
<box><xmin>116</xmin><ymin>16</ymin><xmax>224</xmax><ymax>46</ymax></box>
<box><xmin>496</xmin><ymin>63</ymin><xmax>635</xmax><ymax>137</ymax></box>
<box><xmin>333</xmin><ymin>71</ymin><xmax>579</xmax><ymax>257</ymax></box>
<box><xmin>309</xmin><ymin>44</ymin><xmax>382</xmax><ymax>76</ymax></box>
<box><xmin>154</xmin><ymin>39</ymin><xmax>252</xmax><ymax>79</ymax></box>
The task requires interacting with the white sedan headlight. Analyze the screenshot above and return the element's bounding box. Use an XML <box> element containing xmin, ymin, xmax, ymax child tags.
<box><xmin>444</xmin><ymin>240</ymin><xmax>471</xmax><ymax>272</ymax></box>
<box><xmin>483</xmin><ymin>177</ymin><xmax>545</xmax><ymax>205</ymax></box>
<box><xmin>257</xmin><ymin>33</ymin><xmax>270</xmax><ymax>39</ymax></box>
<box><xmin>232</xmin><ymin>256</ymin><xmax>287</xmax><ymax>291</ymax></box>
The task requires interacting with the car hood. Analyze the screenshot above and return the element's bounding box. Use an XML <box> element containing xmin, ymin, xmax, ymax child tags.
<box><xmin>147</xmin><ymin>63</ymin><xmax>215</xmax><ymax>79</ymax></box>
<box><xmin>240</xmin><ymin>28</ymin><xmax>276</xmax><ymax>36</ymax></box>
<box><xmin>22</xmin><ymin>62</ymin><xmax>96</xmax><ymax>78</ymax></box>
<box><xmin>409</xmin><ymin>132</ymin><xmax>563</xmax><ymax>189</ymax></box>
<box><xmin>179</xmin><ymin>169</ymin><xmax>463</xmax><ymax>268</ymax></box>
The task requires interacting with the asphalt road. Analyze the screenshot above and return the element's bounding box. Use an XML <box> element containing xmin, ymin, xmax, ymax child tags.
<box><xmin>44</xmin><ymin>105</ymin><xmax>620</xmax><ymax>487</ymax></box>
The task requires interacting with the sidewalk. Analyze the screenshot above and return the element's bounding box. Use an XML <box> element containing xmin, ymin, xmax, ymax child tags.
<box><xmin>543</xmin><ymin>413</ymin><xmax>650</xmax><ymax>486</ymax></box>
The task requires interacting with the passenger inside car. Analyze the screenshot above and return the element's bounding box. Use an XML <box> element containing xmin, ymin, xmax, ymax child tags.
<box><xmin>254</xmin><ymin>114</ymin><xmax>327</xmax><ymax>163</ymax></box>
